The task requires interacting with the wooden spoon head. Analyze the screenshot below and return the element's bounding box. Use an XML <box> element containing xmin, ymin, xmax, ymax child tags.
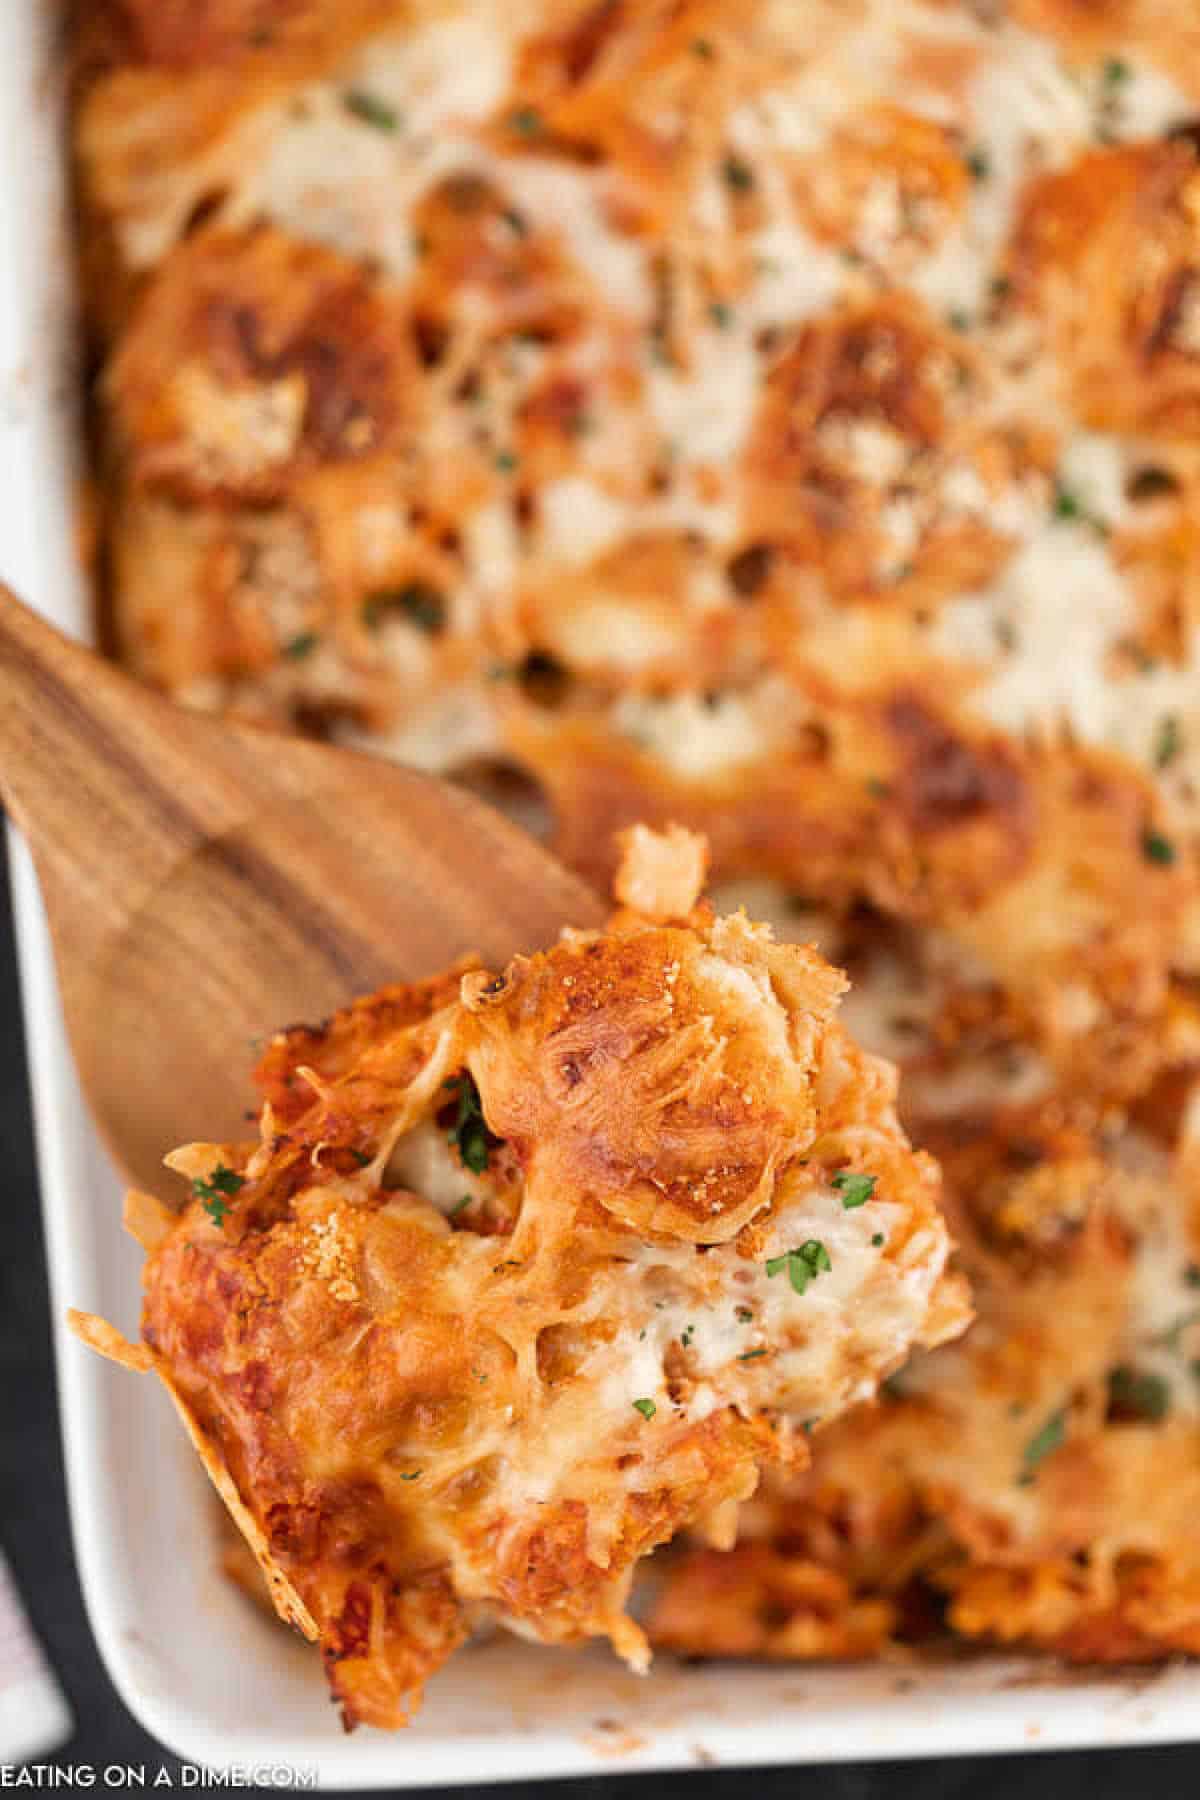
<box><xmin>0</xmin><ymin>583</ymin><xmax>601</xmax><ymax>1196</ymax></box>
<box><xmin>42</xmin><ymin>734</ymin><xmax>603</xmax><ymax>1198</ymax></box>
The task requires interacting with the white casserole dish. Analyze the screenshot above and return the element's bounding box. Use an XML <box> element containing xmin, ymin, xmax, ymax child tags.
<box><xmin>4</xmin><ymin>2</ymin><xmax>1200</xmax><ymax>1783</ymax></box>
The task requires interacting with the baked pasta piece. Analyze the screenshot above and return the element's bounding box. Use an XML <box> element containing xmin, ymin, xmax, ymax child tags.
<box><xmin>649</xmin><ymin>898</ymin><xmax>1200</xmax><ymax>1665</ymax></box>
<box><xmin>71</xmin><ymin>827</ymin><xmax>967</xmax><ymax>1728</ymax></box>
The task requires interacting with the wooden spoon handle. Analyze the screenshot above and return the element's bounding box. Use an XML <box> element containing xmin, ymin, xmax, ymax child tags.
<box><xmin>0</xmin><ymin>583</ymin><xmax>238</xmax><ymax>917</ymax></box>
<box><xmin>0</xmin><ymin>583</ymin><xmax>605</xmax><ymax>1187</ymax></box>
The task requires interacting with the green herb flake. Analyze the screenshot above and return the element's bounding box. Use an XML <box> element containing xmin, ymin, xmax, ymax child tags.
<box><xmin>1052</xmin><ymin>483</ymin><xmax>1082</xmax><ymax>522</ymax></box>
<box><xmin>966</xmin><ymin>146</ymin><xmax>991</xmax><ymax>181</ymax></box>
<box><xmin>1186</xmin><ymin>1263</ymin><xmax>1200</xmax><ymax>1289</ymax></box>
<box><xmin>1156</xmin><ymin>1305</ymin><xmax>1200</xmax><ymax>1352</ymax></box>
<box><xmin>1103</xmin><ymin>57</ymin><xmax>1130</xmax><ymax>86</ymax></box>
<box><xmin>362</xmin><ymin>581</ymin><xmax>445</xmax><ymax>635</ymax></box>
<box><xmin>632</xmin><ymin>1397</ymin><xmax>657</xmax><ymax>1420</ymax></box>
<box><xmin>709</xmin><ymin>301</ymin><xmax>733</xmax><ymax>330</ymax></box>
<box><xmin>448</xmin><ymin>1195</ymin><xmax>473</xmax><ymax>1218</ymax></box>
<box><xmin>399</xmin><ymin>1469</ymin><xmax>423</xmax><ymax>1481</ymax></box>
<box><xmin>284</xmin><ymin>632</ymin><xmax>318</xmax><ymax>660</ymax></box>
<box><xmin>681</xmin><ymin>1324</ymin><xmax>695</xmax><ymax>1349</ymax></box>
<box><xmin>692</xmin><ymin>37</ymin><xmax>715</xmax><ymax>58</ymax></box>
<box><xmin>1142</xmin><ymin>828</ymin><xmax>1176</xmax><ymax>866</ymax></box>
<box><xmin>445</xmin><ymin>1072</ymin><xmax>499</xmax><ymax>1175</ymax></box>
<box><xmin>510</xmin><ymin>106</ymin><xmax>543</xmax><ymax>136</ymax></box>
<box><xmin>722</xmin><ymin>154</ymin><xmax>755</xmax><ymax>193</ymax></box>
<box><xmin>832</xmin><ymin>1170</ymin><xmax>877</xmax><ymax>1210</ymax></box>
<box><xmin>871</xmin><ymin>1232</ymin><xmax>885</xmax><ymax>1247</ymax></box>
<box><xmin>947</xmin><ymin>308</ymin><xmax>970</xmax><ymax>333</ymax></box>
<box><xmin>343</xmin><ymin>89</ymin><xmax>398</xmax><ymax>132</ymax></box>
<box><xmin>1106</xmin><ymin>1364</ymin><xmax>1170</xmax><ymax>1423</ymax></box>
<box><xmin>766</xmin><ymin>1240</ymin><xmax>832</xmax><ymax>1296</ymax></box>
<box><xmin>494</xmin><ymin>449</ymin><xmax>518</xmax><ymax>473</ymax></box>
<box><xmin>1155</xmin><ymin>715</ymin><xmax>1182</xmax><ymax>770</ymax></box>
<box><xmin>1018</xmin><ymin>1408</ymin><xmax>1066</xmax><ymax>1485</ymax></box>
<box><xmin>735</xmin><ymin>1305</ymin><xmax>754</xmax><ymax>1323</ymax></box>
<box><xmin>738</xmin><ymin>1349</ymin><xmax>767</xmax><ymax>1362</ymax></box>
<box><xmin>192</xmin><ymin>1164</ymin><xmax>245</xmax><ymax>1229</ymax></box>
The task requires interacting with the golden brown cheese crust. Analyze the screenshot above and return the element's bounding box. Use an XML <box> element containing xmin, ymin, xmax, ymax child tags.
<box><xmin>648</xmin><ymin>904</ymin><xmax>1200</xmax><ymax>1666</ymax></box>
<box><xmin>77</xmin><ymin>0</ymin><xmax>1200</xmax><ymax>1113</ymax></box>
<box><xmin>74</xmin><ymin>0</ymin><xmax>1200</xmax><ymax>1676</ymax></box>
<box><xmin>102</xmin><ymin>832</ymin><xmax>964</xmax><ymax>1728</ymax></box>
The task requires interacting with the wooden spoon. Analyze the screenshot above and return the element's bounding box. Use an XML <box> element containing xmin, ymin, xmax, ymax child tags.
<box><xmin>0</xmin><ymin>584</ymin><xmax>603</xmax><ymax>1195</ymax></box>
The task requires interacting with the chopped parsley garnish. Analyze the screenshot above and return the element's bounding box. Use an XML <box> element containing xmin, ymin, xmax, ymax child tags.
<box><xmin>284</xmin><ymin>632</ymin><xmax>318</xmax><ymax>660</ymax></box>
<box><xmin>1142</xmin><ymin>827</ymin><xmax>1176</xmax><ymax>866</ymax></box>
<box><xmin>343</xmin><ymin>90</ymin><xmax>398</xmax><ymax>132</ymax></box>
<box><xmin>192</xmin><ymin>1165</ymin><xmax>245</xmax><ymax>1228</ymax></box>
<box><xmin>709</xmin><ymin>301</ymin><xmax>733</xmax><ymax>329</ymax></box>
<box><xmin>632</xmin><ymin>1397</ymin><xmax>657</xmax><ymax>1420</ymax></box>
<box><xmin>692</xmin><ymin>37</ymin><xmax>715</xmax><ymax>58</ymax></box>
<box><xmin>947</xmin><ymin>308</ymin><xmax>970</xmax><ymax>333</ymax></box>
<box><xmin>722</xmin><ymin>154</ymin><xmax>755</xmax><ymax>192</ymax></box>
<box><xmin>1186</xmin><ymin>1263</ymin><xmax>1200</xmax><ymax>1289</ymax></box>
<box><xmin>1155</xmin><ymin>1305</ymin><xmax>1200</xmax><ymax>1352</ymax></box>
<box><xmin>735</xmin><ymin>1305</ymin><xmax>754</xmax><ymax>1323</ymax></box>
<box><xmin>398</xmin><ymin>1469</ymin><xmax>422</xmax><ymax>1481</ymax></box>
<box><xmin>681</xmin><ymin>1324</ymin><xmax>695</xmax><ymax>1348</ymax></box>
<box><xmin>510</xmin><ymin>106</ymin><xmax>543</xmax><ymax>136</ymax></box>
<box><xmin>448</xmin><ymin>1195</ymin><xmax>473</xmax><ymax>1217</ymax></box>
<box><xmin>362</xmin><ymin>582</ymin><xmax>445</xmax><ymax>635</ymax></box>
<box><xmin>1018</xmin><ymin>1408</ymin><xmax>1066</xmax><ymax>1485</ymax></box>
<box><xmin>494</xmin><ymin>449</ymin><xmax>518</xmax><ymax>473</ymax></box>
<box><xmin>966</xmin><ymin>146</ymin><xmax>991</xmax><ymax>181</ymax></box>
<box><xmin>865</xmin><ymin>776</ymin><xmax>891</xmax><ymax>799</ymax></box>
<box><xmin>766</xmin><ymin>1239</ymin><xmax>832</xmax><ymax>1295</ymax></box>
<box><xmin>1107</xmin><ymin>1364</ymin><xmax>1170</xmax><ymax>1423</ymax></box>
<box><xmin>1155</xmin><ymin>715</ymin><xmax>1182</xmax><ymax>769</ymax></box>
<box><xmin>871</xmin><ymin>1232</ymin><xmax>885</xmax><ymax>1247</ymax></box>
<box><xmin>1103</xmin><ymin>58</ymin><xmax>1130</xmax><ymax>86</ymax></box>
<box><xmin>738</xmin><ymin>1349</ymin><xmax>767</xmax><ymax>1362</ymax></box>
<box><xmin>832</xmin><ymin>1170</ymin><xmax>877</xmax><ymax>1210</ymax></box>
<box><xmin>445</xmin><ymin>1073</ymin><xmax>499</xmax><ymax>1174</ymax></box>
<box><xmin>1052</xmin><ymin>483</ymin><xmax>1081</xmax><ymax>522</ymax></box>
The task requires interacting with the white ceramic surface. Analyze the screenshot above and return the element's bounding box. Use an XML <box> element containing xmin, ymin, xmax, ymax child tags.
<box><xmin>3</xmin><ymin>3</ymin><xmax>1199</xmax><ymax>1783</ymax></box>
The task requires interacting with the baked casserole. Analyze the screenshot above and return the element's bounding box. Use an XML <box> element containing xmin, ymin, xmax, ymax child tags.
<box><xmin>73</xmin><ymin>0</ymin><xmax>1200</xmax><ymax>1690</ymax></box>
